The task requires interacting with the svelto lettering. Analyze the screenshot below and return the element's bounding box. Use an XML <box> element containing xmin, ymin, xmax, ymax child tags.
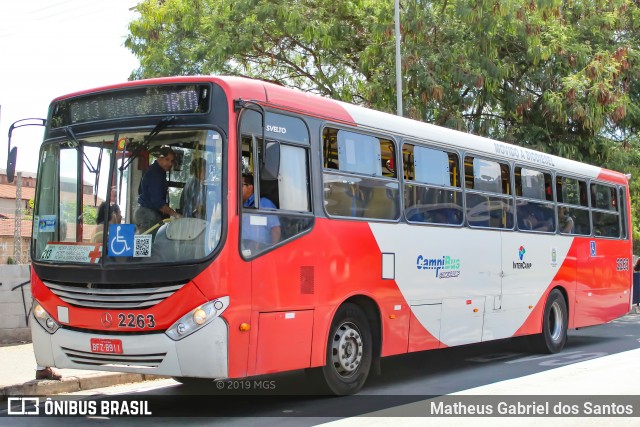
<box><xmin>266</xmin><ymin>125</ymin><xmax>286</xmax><ymax>134</ymax></box>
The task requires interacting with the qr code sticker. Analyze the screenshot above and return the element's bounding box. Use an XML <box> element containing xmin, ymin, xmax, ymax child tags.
<box><xmin>134</xmin><ymin>235</ymin><xmax>152</xmax><ymax>257</ymax></box>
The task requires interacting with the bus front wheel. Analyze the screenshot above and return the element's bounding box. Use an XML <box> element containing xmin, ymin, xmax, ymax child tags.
<box><xmin>530</xmin><ymin>289</ymin><xmax>568</xmax><ymax>354</ymax></box>
<box><xmin>312</xmin><ymin>303</ymin><xmax>372</xmax><ymax>395</ymax></box>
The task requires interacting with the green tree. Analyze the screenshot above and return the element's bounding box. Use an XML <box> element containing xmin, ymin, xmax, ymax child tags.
<box><xmin>127</xmin><ymin>0</ymin><xmax>389</xmax><ymax>103</ymax></box>
<box><xmin>127</xmin><ymin>0</ymin><xmax>640</xmax><ymax>249</ymax></box>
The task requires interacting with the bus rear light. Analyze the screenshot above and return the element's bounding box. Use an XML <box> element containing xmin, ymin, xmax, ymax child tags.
<box><xmin>165</xmin><ymin>296</ymin><xmax>229</xmax><ymax>341</ymax></box>
<box><xmin>32</xmin><ymin>301</ymin><xmax>60</xmax><ymax>334</ymax></box>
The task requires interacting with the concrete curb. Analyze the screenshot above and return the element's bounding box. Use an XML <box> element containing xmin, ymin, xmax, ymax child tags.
<box><xmin>0</xmin><ymin>373</ymin><xmax>166</xmax><ymax>400</ymax></box>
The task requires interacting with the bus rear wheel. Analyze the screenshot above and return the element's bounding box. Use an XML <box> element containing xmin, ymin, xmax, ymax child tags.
<box><xmin>312</xmin><ymin>303</ymin><xmax>372</xmax><ymax>395</ymax></box>
<box><xmin>530</xmin><ymin>289</ymin><xmax>568</xmax><ymax>354</ymax></box>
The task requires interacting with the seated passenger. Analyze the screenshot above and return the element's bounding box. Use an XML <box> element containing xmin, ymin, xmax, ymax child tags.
<box><xmin>523</xmin><ymin>208</ymin><xmax>553</xmax><ymax>232</ymax></box>
<box><xmin>92</xmin><ymin>202</ymin><xmax>122</xmax><ymax>242</ymax></box>
<box><xmin>558</xmin><ymin>206</ymin><xmax>574</xmax><ymax>234</ymax></box>
<box><xmin>241</xmin><ymin>173</ymin><xmax>281</xmax><ymax>250</ymax></box>
<box><xmin>180</xmin><ymin>157</ymin><xmax>206</xmax><ymax>219</ymax></box>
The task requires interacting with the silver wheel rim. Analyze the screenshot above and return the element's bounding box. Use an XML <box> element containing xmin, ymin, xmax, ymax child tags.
<box><xmin>331</xmin><ymin>321</ymin><xmax>363</xmax><ymax>378</ymax></box>
<box><xmin>549</xmin><ymin>300</ymin><xmax>564</xmax><ymax>342</ymax></box>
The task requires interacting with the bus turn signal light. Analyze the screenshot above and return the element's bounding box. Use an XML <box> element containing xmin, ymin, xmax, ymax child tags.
<box><xmin>239</xmin><ymin>323</ymin><xmax>251</xmax><ymax>332</ymax></box>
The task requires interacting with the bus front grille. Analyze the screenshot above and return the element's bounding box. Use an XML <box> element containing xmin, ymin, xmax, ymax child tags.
<box><xmin>43</xmin><ymin>281</ymin><xmax>185</xmax><ymax>309</ymax></box>
<box><xmin>61</xmin><ymin>346</ymin><xmax>166</xmax><ymax>368</ymax></box>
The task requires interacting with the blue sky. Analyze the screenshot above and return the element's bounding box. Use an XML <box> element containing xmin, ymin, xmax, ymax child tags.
<box><xmin>0</xmin><ymin>0</ymin><xmax>139</xmax><ymax>174</ymax></box>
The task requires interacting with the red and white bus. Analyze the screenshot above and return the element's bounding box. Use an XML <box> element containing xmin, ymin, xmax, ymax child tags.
<box><xmin>13</xmin><ymin>76</ymin><xmax>632</xmax><ymax>395</ymax></box>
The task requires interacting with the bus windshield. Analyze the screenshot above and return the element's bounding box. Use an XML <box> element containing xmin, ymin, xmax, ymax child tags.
<box><xmin>32</xmin><ymin>129</ymin><xmax>223</xmax><ymax>265</ymax></box>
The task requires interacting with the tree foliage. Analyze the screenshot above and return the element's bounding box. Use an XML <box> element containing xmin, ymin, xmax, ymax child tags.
<box><xmin>127</xmin><ymin>0</ymin><xmax>640</xmax><ymax>250</ymax></box>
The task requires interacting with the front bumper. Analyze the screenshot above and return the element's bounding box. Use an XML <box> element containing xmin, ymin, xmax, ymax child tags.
<box><xmin>31</xmin><ymin>314</ymin><xmax>229</xmax><ymax>379</ymax></box>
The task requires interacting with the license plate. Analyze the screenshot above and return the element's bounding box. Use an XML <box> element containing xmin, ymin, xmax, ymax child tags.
<box><xmin>90</xmin><ymin>338</ymin><xmax>123</xmax><ymax>354</ymax></box>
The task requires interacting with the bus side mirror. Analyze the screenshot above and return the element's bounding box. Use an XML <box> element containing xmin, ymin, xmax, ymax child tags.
<box><xmin>6</xmin><ymin>146</ymin><xmax>17</xmax><ymax>183</ymax></box>
<box><xmin>6</xmin><ymin>117</ymin><xmax>47</xmax><ymax>183</ymax></box>
<box><xmin>261</xmin><ymin>140</ymin><xmax>280</xmax><ymax>181</ymax></box>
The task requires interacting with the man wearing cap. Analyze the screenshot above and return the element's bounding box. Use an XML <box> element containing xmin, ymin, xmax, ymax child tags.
<box><xmin>134</xmin><ymin>146</ymin><xmax>181</xmax><ymax>233</ymax></box>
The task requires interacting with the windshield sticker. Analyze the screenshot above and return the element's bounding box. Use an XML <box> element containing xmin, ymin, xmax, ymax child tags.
<box><xmin>41</xmin><ymin>242</ymin><xmax>102</xmax><ymax>263</ymax></box>
<box><xmin>133</xmin><ymin>235</ymin><xmax>152</xmax><ymax>257</ymax></box>
<box><xmin>108</xmin><ymin>224</ymin><xmax>135</xmax><ymax>257</ymax></box>
<box><xmin>33</xmin><ymin>216</ymin><xmax>39</xmax><ymax>238</ymax></box>
<box><xmin>38</xmin><ymin>215</ymin><xmax>57</xmax><ymax>233</ymax></box>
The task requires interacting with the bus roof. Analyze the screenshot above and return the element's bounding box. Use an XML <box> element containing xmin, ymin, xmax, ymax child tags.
<box><xmin>51</xmin><ymin>76</ymin><xmax>627</xmax><ymax>185</ymax></box>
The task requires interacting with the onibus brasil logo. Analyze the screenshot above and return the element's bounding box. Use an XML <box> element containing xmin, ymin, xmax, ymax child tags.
<box><xmin>416</xmin><ymin>255</ymin><xmax>461</xmax><ymax>279</ymax></box>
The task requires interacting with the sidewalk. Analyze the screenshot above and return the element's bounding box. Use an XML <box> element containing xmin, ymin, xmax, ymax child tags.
<box><xmin>0</xmin><ymin>343</ymin><xmax>162</xmax><ymax>399</ymax></box>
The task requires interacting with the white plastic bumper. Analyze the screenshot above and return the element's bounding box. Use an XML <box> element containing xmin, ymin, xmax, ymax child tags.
<box><xmin>31</xmin><ymin>314</ymin><xmax>229</xmax><ymax>378</ymax></box>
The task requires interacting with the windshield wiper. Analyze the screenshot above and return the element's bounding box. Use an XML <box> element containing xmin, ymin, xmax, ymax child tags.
<box><xmin>119</xmin><ymin>115</ymin><xmax>177</xmax><ymax>172</ymax></box>
<box><xmin>63</xmin><ymin>126</ymin><xmax>97</xmax><ymax>173</ymax></box>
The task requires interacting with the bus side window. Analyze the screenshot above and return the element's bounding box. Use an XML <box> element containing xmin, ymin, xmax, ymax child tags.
<box><xmin>239</xmin><ymin>111</ymin><xmax>313</xmax><ymax>258</ymax></box>
<box><xmin>464</xmin><ymin>156</ymin><xmax>512</xmax><ymax>229</ymax></box>
<box><xmin>556</xmin><ymin>175</ymin><xmax>590</xmax><ymax>236</ymax></box>
<box><xmin>515</xmin><ymin>167</ymin><xmax>555</xmax><ymax>233</ymax></box>
<box><xmin>323</xmin><ymin>127</ymin><xmax>399</xmax><ymax>220</ymax></box>
<box><xmin>403</xmin><ymin>143</ymin><xmax>462</xmax><ymax>225</ymax></box>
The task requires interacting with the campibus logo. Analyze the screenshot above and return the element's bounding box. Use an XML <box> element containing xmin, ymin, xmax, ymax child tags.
<box><xmin>416</xmin><ymin>255</ymin><xmax>461</xmax><ymax>279</ymax></box>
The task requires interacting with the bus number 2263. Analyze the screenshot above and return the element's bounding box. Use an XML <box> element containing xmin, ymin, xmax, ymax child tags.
<box><xmin>118</xmin><ymin>314</ymin><xmax>156</xmax><ymax>329</ymax></box>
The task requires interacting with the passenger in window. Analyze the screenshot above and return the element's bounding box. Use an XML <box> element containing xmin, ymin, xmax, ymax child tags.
<box><xmin>134</xmin><ymin>146</ymin><xmax>181</xmax><ymax>233</ymax></box>
<box><xmin>523</xmin><ymin>207</ymin><xmax>553</xmax><ymax>232</ymax></box>
<box><xmin>558</xmin><ymin>207</ymin><xmax>574</xmax><ymax>234</ymax></box>
<box><xmin>181</xmin><ymin>157</ymin><xmax>206</xmax><ymax>219</ymax></box>
<box><xmin>242</xmin><ymin>173</ymin><xmax>281</xmax><ymax>249</ymax></box>
<box><xmin>92</xmin><ymin>202</ymin><xmax>122</xmax><ymax>243</ymax></box>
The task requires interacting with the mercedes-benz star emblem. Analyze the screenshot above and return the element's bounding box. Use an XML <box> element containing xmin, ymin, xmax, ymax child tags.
<box><xmin>101</xmin><ymin>312</ymin><xmax>113</xmax><ymax>328</ymax></box>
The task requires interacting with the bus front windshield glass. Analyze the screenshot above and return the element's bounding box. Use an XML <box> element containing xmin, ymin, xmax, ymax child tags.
<box><xmin>32</xmin><ymin>129</ymin><xmax>223</xmax><ymax>265</ymax></box>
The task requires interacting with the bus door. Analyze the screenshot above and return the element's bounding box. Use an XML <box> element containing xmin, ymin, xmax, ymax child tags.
<box><xmin>239</xmin><ymin>110</ymin><xmax>316</xmax><ymax>375</ymax></box>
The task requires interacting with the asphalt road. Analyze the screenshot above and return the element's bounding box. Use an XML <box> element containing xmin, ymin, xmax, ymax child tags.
<box><xmin>2</xmin><ymin>312</ymin><xmax>640</xmax><ymax>426</ymax></box>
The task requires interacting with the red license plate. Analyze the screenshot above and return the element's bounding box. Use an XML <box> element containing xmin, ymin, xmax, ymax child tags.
<box><xmin>90</xmin><ymin>338</ymin><xmax>123</xmax><ymax>354</ymax></box>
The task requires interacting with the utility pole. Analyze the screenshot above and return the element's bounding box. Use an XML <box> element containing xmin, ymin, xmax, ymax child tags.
<box><xmin>395</xmin><ymin>0</ymin><xmax>402</xmax><ymax>117</ymax></box>
<box><xmin>14</xmin><ymin>172</ymin><xmax>22</xmax><ymax>263</ymax></box>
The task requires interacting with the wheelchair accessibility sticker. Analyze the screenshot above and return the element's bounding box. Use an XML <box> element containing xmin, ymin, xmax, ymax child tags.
<box><xmin>108</xmin><ymin>224</ymin><xmax>152</xmax><ymax>257</ymax></box>
<box><xmin>108</xmin><ymin>224</ymin><xmax>135</xmax><ymax>257</ymax></box>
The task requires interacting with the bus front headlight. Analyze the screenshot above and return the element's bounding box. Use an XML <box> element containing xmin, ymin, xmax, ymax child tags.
<box><xmin>33</xmin><ymin>300</ymin><xmax>60</xmax><ymax>334</ymax></box>
<box><xmin>165</xmin><ymin>296</ymin><xmax>229</xmax><ymax>341</ymax></box>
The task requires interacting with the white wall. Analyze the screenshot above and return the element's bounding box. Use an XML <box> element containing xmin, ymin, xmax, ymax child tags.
<box><xmin>0</xmin><ymin>264</ymin><xmax>31</xmax><ymax>343</ymax></box>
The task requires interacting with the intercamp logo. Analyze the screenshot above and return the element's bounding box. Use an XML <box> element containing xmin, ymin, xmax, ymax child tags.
<box><xmin>8</xmin><ymin>397</ymin><xmax>39</xmax><ymax>415</ymax></box>
<box><xmin>513</xmin><ymin>245</ymin><xmax>533</xmax><ymax>269</ymax></box>
<box><xmin>518</xmin><ymin>245</ymin><xmax>526</xmax><ymax>261</ymax></box>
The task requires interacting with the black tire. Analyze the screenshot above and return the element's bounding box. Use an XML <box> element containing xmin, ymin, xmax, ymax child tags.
<box><xmin>312</xmin><ymin>303</ymin><xmax>373</xmax><ymax>395</ymax></box>
<box><xmin>530</xmin><ymin>289</ymin><xmax>568</xmax><ymax>354</ymax></box>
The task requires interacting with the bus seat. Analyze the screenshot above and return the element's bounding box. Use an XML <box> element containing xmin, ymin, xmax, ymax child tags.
<box><xmin>325</xmin><ymin>181</ymin><xmax>356</xmax><ymax>217</ymax></box>
<box><xmin>260</xmin><ymin>180</ymin><xmax>280</xmax><ymax>208</ymax></box>
<box><xmin>363</xmin><ymin>186</ymin><xmax>397</xmax><ymax>220</ymax></box>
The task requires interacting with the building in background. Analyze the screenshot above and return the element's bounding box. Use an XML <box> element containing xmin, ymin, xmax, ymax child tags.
<box><xmin>0</xmin><ymin>169</ymin><xmax>101</xmax><ymax>264</ymax></box>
